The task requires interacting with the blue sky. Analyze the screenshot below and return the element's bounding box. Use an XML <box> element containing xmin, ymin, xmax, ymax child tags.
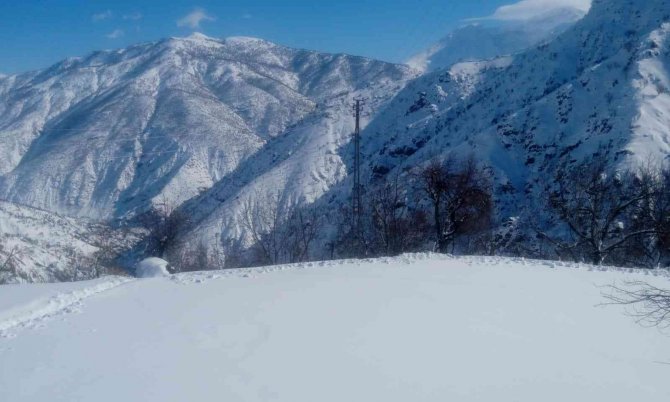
<box><xmin>0</xmin><ymin>0</ymin><xmax>590</xmax><ymax>74</ymax></box>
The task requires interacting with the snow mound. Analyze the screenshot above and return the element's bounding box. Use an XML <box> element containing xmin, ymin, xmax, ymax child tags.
<box><xmin>135</xmin><ymin>258</ymin><xmax>170</xmax><ymax>278</ymax></box>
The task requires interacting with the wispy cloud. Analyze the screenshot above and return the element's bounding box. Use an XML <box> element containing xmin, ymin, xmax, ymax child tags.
<box><xmin>92</xmin><ymin>10</ymin><xmax>113</xmax><ymax>22</ymax></box>
<box><xmin>106</xmin><ymin>29</ymin><xmax>124</xmax><ymax>39</ymax></box>
<box><xmin>242</xmin><ymin>13</ymin><xmax>253</xmax><ymax>20</ymax></box>
<box><xmin>481</xmin><ymin>0</ymin><xmax>591</xmax><ymax>21</ymax></box>
<box><xmin>123</xmin><ymin>12</ymin><xmax>143</xmax><ymax>21</ymax></box>
<box><xmin>177</xmin><ymin>8</ymin><xmax>216</xmax><ymax>29</ymax></box>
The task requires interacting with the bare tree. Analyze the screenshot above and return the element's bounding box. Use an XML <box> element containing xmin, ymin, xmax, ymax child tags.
<box><xmin>604</xmin><ymin>281</ymin><xmax>670</xmax><ymax>328</ymax></box>
<box><xmin>655</xmin><ymin>167</ymin><xmax>670</xmax><ymax>267</ymax></box>
<box><xmin>549</xmin><ymin>158</ymin><xmax>656</xmax><ymax>265</ymax></box>
<box><xmin>418</xmin><ymin>156</ymin><xmax>493</xmax><ymax>253</ymax></box>
<box><xmin>0</xmin><ymin>244</ymin><xmax>23</xmax><ymax>283</ymax></box>
<box><xmin>240</xmin><ymin>191</ymin><xmax>286</xmax><ymax>265</ymax></box>
<box><xmin>239</xmin><ymin>191</ymin><xmax>325</xmax><ymax>265</ymax></box>
<box><xmin>175</xmin><ymin>240</ymin><xmax>214</xmax><ymax>272</ymax></box>
<box><xmin>369</xmin><ymin>171</ymin><xmax>408</xmax><ymax>255</ymax></box>
<box><xmin>647</xmin><ymin>165</ymin><xmax>670</xmax><ymax>267</ymax></box>
<box><xmin>221</xmin><ymin>236</ymin><xmax>245</xmax><ymax>269</ymax></box>
<box><xmin>623</xmin><ymin>164</ymin><xmax>670</xmax><ymax>268</ymax></box>
<box><xmin>138</xmin><ymin>196</ymin><xmax>189</xmax><ymax>259</ymax></box>
<box><xmin>285</xmin><ymin>204</ymin><xmax>323</xmax><ymax>263</ymax></box>
<box><xmin>367</xmin><ymin>171</ymin><xmax>428</xmax><ymax>256</ymax></box>
<box><xmin>90</xmin><ymin>225</ymin><xmax>133</xmax><ymax>276</ymax></box>
<box><xmin>419</xmin><ymin>159</ymin><xmax>449</xmax><ymax>252</ymax></box>
<box><xmin>333</xmin><ymin>204</ymin><xmax>364</xmax><ymax>258</ymax></box>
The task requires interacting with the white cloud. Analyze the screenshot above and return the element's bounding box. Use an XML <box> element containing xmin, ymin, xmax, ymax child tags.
<box><xmin>92</xmin><ymin>10</ymin><xmax>113</xmax><ymax>22</ymax></box>
<box><xmin>123</xmin><ymin>12</ymin><xmax>143</xmax><ymax>21</ymax></box>
<box><xmin>242</xmin><ymin>13</ymin><xmax>253</xmax><ymax>20</ymax></box>
<box><xmin>488</xmin><ymin>0</ymin><xmax>591</xmax><ymax>21</ymax></box>
<box><xmin>177</xmin><ymin>8</ymin><xmax>215</xmax><ymax>29</ymax></box>
<box><xmin>106</xmin><ymin>29</ymin><xmax>124</xmax><ymax>39</ymax></box>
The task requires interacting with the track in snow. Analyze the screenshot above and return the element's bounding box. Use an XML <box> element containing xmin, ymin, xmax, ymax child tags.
<box><xmin>0</xmin><ymin>277</ymin><xmax>134</xmax><ymax>338</ymax></box>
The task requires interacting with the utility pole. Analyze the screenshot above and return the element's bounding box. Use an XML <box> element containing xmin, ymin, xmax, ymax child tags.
<box><xmin>352</xmin><ymin>98</ymin><xmax>365</xmax><ymax>248</ymax></box>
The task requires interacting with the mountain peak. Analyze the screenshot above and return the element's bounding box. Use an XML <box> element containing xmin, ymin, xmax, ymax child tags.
<box><xmin>185</xmin><ymin>32</ymin><xmax>217</xmax><ymax>41</ymax></box>
<box><xmin>168</xmin><ymin>34</ymin><xmax>271</xmax><ymax>49</ymax></box>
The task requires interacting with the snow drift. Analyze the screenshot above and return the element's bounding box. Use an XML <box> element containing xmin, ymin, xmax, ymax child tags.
<box><xmin>135</xmin><ymin>257</ymin><xmax>170</xmax><ymax>278</ymax></box>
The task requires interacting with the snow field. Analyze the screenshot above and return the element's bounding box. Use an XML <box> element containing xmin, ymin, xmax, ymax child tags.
<box><xmin>0</xmin><ymin>254</ymin><xmax>668</xmax><ymax>401</ymax></box>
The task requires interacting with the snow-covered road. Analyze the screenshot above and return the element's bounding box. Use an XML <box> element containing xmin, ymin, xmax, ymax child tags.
<box><xmin>1</xmin><ymin>255</ymin><xmax>669</xmax><ymax>401</ymax></box>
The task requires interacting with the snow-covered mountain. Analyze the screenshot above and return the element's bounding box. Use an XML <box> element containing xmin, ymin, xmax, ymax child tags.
<box><xmin>176</xmin><ymin>74</ymin><xmax>409</xmax><ymax>253</ymax></box>
<box><xmin>361</xmin><ymin>0</ymin><xmax>670</xmax><ymax>217</ymax></box>
<box><xmin>407</xmin><ymin>6</ymin><xmax>587</xmax><ymax>72</ymax></box>
<box><xmin>0</xmin><ymin>33</ymin><xmax>415</xmax><ymax>220</ymax></box>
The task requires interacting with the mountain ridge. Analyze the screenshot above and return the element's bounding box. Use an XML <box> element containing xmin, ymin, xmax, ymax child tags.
<box><xmin>362</xmin><ymin>0</ymin><xmax>670</xmax><ymax>220</ymax></box>
<box><xmin>0</xmin><ymin>34</ymin><xmax>416</xmax><ymax>220</ymax></box>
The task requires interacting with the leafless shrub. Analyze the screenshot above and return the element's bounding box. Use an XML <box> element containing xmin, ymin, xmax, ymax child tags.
<box><xmin>603</xmin><ymin>281</ymin><xmax>670</xmax><ymax>328</ymax></box>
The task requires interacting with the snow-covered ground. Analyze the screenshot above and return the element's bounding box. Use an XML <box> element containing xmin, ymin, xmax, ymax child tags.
<box><xmin>1</xmin><ymin>254</ymin><xmax>668</xmax><ymax>401</ymax></box>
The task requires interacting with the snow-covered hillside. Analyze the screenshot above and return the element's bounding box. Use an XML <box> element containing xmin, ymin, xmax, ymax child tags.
<box><xmin>0</xmin><ymin>33</ymin><xmax>415</xmax><ymax>219</ymax></box>
<box><xmin>0</xmin><ymin>255</ymin><xmax>668</xmax><ymax>401</ymax></box>
<box><xmin>408</xmin><ymin>6</ymin><xmax>586</xmax><ymax>72</ymax></box>
<box><xmin>0</xmin><ymin>201</ymin><xmax>138</xmax><ymax>284</ymax></box>
<box><xmin>177</xmin><ymin>75</ymin><xmax>408</xmax><ymax>253</ymax></box>
<box><xmin>361</xmin><ymin>0</ymin><xmax>670</xmax><ymax>216</ymax></box>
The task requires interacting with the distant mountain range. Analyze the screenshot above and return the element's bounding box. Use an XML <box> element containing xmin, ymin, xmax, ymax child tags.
<box><xmin>0</xmin><ymin>33</ymin><xmax>415</xmax><ymax>220</ymax></box>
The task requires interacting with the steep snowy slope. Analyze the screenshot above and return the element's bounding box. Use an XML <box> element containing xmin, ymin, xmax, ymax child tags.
<box><xmin>178</xmin><ymin>74</ymin><xmax>408</xmax><ymax>252</ymax></box>
<box><xmin>408</xmin><ymin>7</ymin><xmax>586</xmax><ymax>72</ymax></box>
<box><xmin>0</xmin><ymin>34</ymin><xmax>414</xmax><ymax>219</ymax></box>
<box><xmin>361</xmin><ymin>57</ymin><xmax>513</xmax><ymax>177</ymax></box>
<box><xmin>1</xmin><ymin>255</ymin><xmax>668</xmax><ymax>401</ymax></box>
<box><xmin>363</xmin><ymin>0</ymin><xmax>670</xmax><ymax>214</ymax></box>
